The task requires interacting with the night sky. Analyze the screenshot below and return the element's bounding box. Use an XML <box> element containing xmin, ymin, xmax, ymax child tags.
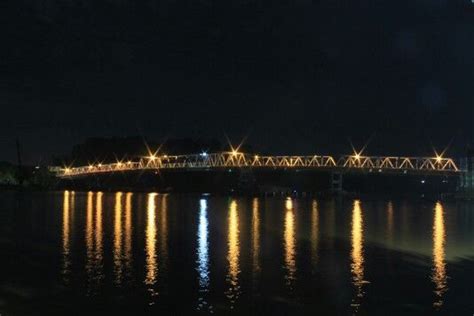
<box><xmin>2</xmin><ymin>0</ymin><xmax>474</xmax><ymax>164</ymax></box>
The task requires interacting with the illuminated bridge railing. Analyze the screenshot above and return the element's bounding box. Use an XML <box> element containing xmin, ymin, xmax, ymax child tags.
<box><xmin>53</xmin><ymin>152</ymin><xmax>460</xmax><ymax>178</ymax></box>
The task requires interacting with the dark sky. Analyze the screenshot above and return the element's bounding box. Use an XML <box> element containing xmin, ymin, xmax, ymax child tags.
<box><xmin>2</xmin><ymin>0</ymin><xmax>474</xmax><ymax>164</ymax></box>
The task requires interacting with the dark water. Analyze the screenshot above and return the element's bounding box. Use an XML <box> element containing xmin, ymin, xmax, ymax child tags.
<box><xmin>1</xmin><ymin>191</ymin><xmax>474</xmax><ymax>315</ymax></box>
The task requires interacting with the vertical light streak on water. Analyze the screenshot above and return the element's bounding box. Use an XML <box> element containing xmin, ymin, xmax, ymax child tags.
<box><xmin>62</xmin><ymin>190</ymin><xmax>72</xmax><ymax>283</ymax></box>
<box><xmin>225</xmin><ymin>200</ymin><xmax>240</xmax><ymax>308</ymax></box>
<box><xmin>124</xmin><ymin>192</ymin><xmax>133</xmax><ymax>278</ymax></box>
<box><xmin>350</xmin><ymin>200</ymin><xmax>367</xmax><ymax>313</ymax></box>
<box><xmin>432</xmin><ymin>202</ymin><xmax>447</xmax><ymax>309</ymax></box>
<box><xmin>113</xmin><ymin>192</ymin><xmax>123</xmax><ymax>284</ymax></box>
<box><xmin>70</xmin><ymin>191</ymin><xmax>75</xmax><ymax>216</ymax></box>
<box><xmin>284</xmin><ymin>198</ymin><xmax>296</xmax><ymax>289</ymax></box>
<box><xmin>95</xmin><ymin>192</ymin><xmax>104</xmax><ymax>280</ymax></box>
<box><xmin>196</xmin><ymin>199</ymin><xmax>212</xmax><ymax>312</ymax></box>
<box><xmin>252</xmin><ymin>198</ymin><xmax>261</xmax><ymax>277</ymax></box>
<box><xmin>85</xmin><ymin>192</ymin><xmax>94</xmax><ymax>295</ymax></box>
<box><xmin>145</xmin><ymin>193</ymin><xmax>158</xmax><ymax>304</ymax></box>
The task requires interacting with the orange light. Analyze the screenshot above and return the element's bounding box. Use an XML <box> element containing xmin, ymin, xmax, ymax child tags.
<box><xmin>436</xmin><ymin>155</ymin><xmax>442</xmax><ymax>163</ymax></box>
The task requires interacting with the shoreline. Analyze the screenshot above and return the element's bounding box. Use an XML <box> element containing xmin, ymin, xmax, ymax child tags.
<box><xmin>0</xmin><ymin>186</ymin><xmax>461</xmax><ymax>202</ymax></box>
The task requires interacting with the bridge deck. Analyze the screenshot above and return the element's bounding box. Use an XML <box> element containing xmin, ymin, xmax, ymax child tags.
<box><xmin>52</xmin><ymin>152</ymin><xmax>461</xmax><ymax>178</ymax></box>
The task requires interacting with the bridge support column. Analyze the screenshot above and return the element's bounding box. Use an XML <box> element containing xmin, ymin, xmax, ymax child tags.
<box><xmin>458</xmin><ymin>148</ymin><xmax>474</xmax><ymax>199</ymax></box>
<box><xmin>330</xmin><ymin>172</ymin><xmax>343</xmax><ymax>194</ymax></box>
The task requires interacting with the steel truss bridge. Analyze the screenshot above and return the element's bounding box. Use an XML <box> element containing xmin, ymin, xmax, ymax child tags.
<box><xmin>54</xmin><ymin>152</ymin><xmax>460</xmax><ymax>178</ymax></box>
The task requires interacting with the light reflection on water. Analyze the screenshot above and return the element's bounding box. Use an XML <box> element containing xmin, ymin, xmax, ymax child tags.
<box><xmin>112</xmin><ymin>191</ymin><xmax>133</xmax><ymax>285</ymax></box>
<box><xmin>61</xmin><ymin>190</ymin><xmax>73</xmax><ymax>283</ymax></box>
<box><xmin>84</xmin><ymin>191</ymin><xmax>104</xmax><ymax>295</ymax></box>
<box><xmin>114</xmin><ymin>192</ymin><xmax>123</xmax><ymax>284</ymax></box>
<box><xmin>432</xmin><ymin>201</ymin><xmax>447</xmax><ymax>309</ymax></box>
<box><xmin>225</xmin><ymin>200</ymin><xmax>241</xmax><ymax>308</ymax></box>
<box><xmin>196</xmin><ymin>199</ymin><xmax>212</xmax><ymax>312</ymax></box>
<box><xmin>251</xmin><ymin>198</ymin><xmax>261</xmax><ymax>279</ymax></box>
<box><xmin>94</xmin><ymin>191</ymin><xmax>104</xmax><ymax>278</ymax></box>
<box><xmin>124</xmin><ymin>192</ymin><xmax>133</xmax><ymax>280</ymax></box>
<box><xmin>351</xmin><ymin>200</ymin><xmax>368</xmax><ymax>313</ymax></box>
<box><xmin>145</xmin><ymin>192</ymin><xmax>158</xmax><ymax>303</ymax></box>
<box><xmin>85</xmin><ymin>191</ymin><xmax>94</xmax><ymax>292</ymax></box>
<box><xmin>9</xmin><ymin>191</ymin><xmax>474</xmax><ymax>314</ymax></box>
<box><xmin>284</xmin><ymin>197</ymin><xmax>296</xmax><ymax>289</ymax></box>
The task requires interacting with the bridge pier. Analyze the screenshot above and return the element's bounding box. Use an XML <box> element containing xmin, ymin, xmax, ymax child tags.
<box><xmin>458</xmin><ymin>149</ymin><xmax>474</xmax><ymax>199</ymax></box>
<box><xmin>330</xmin><ymin>172</ymin><xmax>343</xmax><ymax>194</ymax></box>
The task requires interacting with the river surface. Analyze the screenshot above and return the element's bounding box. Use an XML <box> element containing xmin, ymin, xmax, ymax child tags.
<box><xmin>0</xmin><ymin>191</ymin><xmax>473</xmax><ymax>315</ymax></box>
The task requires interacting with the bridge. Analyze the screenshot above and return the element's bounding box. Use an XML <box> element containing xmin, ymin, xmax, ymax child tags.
<box><xmin>53</xmin><ymin>151</ymin><xmax>460</xmax><ymax>178</ymax></box>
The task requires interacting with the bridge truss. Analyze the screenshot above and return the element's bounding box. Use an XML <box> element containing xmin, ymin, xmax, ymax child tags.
<box><xmin>54</xmin><ymin>152</ymin><xmax>460</xmax><ymax>178</ymax></box>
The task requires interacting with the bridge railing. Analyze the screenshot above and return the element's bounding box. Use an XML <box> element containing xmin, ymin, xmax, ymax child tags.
<box><xmin>53</xmin><ymin>152</ymin><xmax>460</xmax><ymax>177</ymax></box>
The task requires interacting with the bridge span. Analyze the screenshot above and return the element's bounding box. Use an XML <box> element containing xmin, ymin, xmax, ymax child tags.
<box><xmin>52</xmin><ymin>151</ymin><xmax>460</xmax><ymax>178</ymax></box>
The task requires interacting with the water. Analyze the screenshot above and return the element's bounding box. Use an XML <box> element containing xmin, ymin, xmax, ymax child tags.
<box><xmin>1</xmin><ymin>191</ymin><xmax>474</xmax><ymax>315</ymax></box>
